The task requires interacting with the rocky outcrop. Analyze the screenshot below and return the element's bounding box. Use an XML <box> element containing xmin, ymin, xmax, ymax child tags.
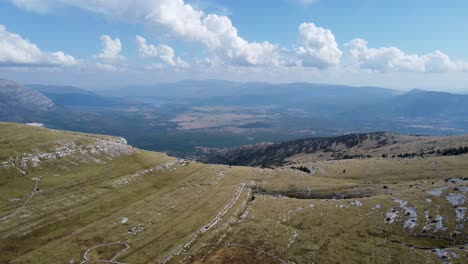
<box><xmin>0</xmin><ymin>137</ymin><xmax>134</xmax><ymax>171</ymax></box>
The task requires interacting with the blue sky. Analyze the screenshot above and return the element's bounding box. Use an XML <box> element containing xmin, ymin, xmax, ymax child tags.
<box><xmin>0</xmin><ymin>0</ymin><xmax>467</xmax><ymax>91</ymax></box>
<box><xmin>214</xmin><ymin>0</ymin><xmax>468</xmax><ymax>57</ymax></box>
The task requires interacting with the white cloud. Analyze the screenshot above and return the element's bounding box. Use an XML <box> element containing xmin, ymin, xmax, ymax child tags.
<box><xmin>203</xmin><ymin>14</ymin><xmax>283</xmax><ymax>66</ymax></box>
<box><xmin>0</xmin><ymin>24</ymin><xmax>76</xmax><ymax>67</ymax></box>
<box><xmin>96</xmin><ymin>35</ymin><xmax>123</xmax><ymax>62</ymax></box>
<box><xmin>11</xmin><ymin>0</ymin><xmax>466</xmax><ymax>75</ymax></box>
<box><xmin>11</xmin><ymin>0</ymin><xmax>53</xmax><ymax>13</ymax></box>
<box><xmin>289</xmin><ymin>0</ymin><xmax>318</xmax><ymax>8</ymax></box>
<box><xmin>10</xmin><ymin>0</ymin><xmax>282</xmax><ymax>67</ymax></box>
<box><xmin>296</xmin><ymin>23</ymin><xmax>342</xmax><ymax>68</ymax></box>
<box><xmin>344</xmin><ymin>38</ymin><xmax>465</xmax><ymax>73</ymax></box>
<box><xmin>136</xmin><ymin>35</ymin><xmax>189</xmax><ymax>69</ymax></box>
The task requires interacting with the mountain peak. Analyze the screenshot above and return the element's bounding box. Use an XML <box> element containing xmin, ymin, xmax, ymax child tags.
<box><xmin>0</xmin><ymin>78</ymin><xmax>55</xmax><ymax>121</ymax></box>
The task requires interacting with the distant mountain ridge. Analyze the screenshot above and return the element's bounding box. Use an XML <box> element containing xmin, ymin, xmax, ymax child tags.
<box><xmin>348</xmin><ymin>88</ymin><xmax>468</xmax><ymax>120</ymax></box>
<box><xmin>2</xmin><ymin>77</ymin><xmax>468</xmax><ymax>158</ymax></box>
<box><xmin>27</xmin><ymin>84</ymin><xmax>140</xmax><ymax>108</ymax></box>
<box><xmin>103</xmin><ymin>80</ymin><xmax>398</xmax><ymax>105</ymax></box>
<box><xmin>102</xmin><ymin>80</ymin><xmax>468</xmax><ymax>132</ymax></box>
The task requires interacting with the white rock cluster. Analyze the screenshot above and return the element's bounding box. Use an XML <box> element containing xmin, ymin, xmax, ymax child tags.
<box><xmin>423</xmin><ymin>210</ymin><xmax>447</xmax><ymax>232</ymax></box>
<box><xmin>350</xmin><ymin>200</ymin><xmax>363</xmax><ymax>207</ymax></box>
<box><xmin>112</xmin><ymin>159</ymin><xmax>189</xmax><ymax>187</ymax></box>
<box><xmin>395</xmin><ymin>199</ymin><xmax>418</xmax><ymax>230</ymax></box>
<box><xmin>126</xmin><ymin>225</ymin><xmax>144</xmax><ymax>235</ymax></box>
<box><xmin>445</xmin><ymin>192</ymin><xmax>467</xmax><ymax>235</ymax></box>
<box><xmin>385</xmin><ymin>209</ymin><xmax>398</xmax><ymax>224</ymax></box>
<box><xmin>335</xmin><ymin>200</ymin><xmax>363</xmax><ymax>209</ymax></box>
<box><xmin>140</xmin><ymin>159</ymin><xmax>188</xmax><ymax>174</ymax></box>
<box><xmin>385</xmin><ymin>199</ymin><xmax>417</xmax><ymax>230</ymax></box>
<box><xmin>454</xmin><ymin>207</ymin><xmax>466</xmax><ymax>222</ymax></box>
<box><xmin>26</xmin><ymin>123</ymin><xmax>44</xmax><ymax>127</ymax></box>
<box><xmin>0</xmin><ymin>138</ymin><xmax>133</xmax><ymax>170</ymax></box>
<box><xmin>446</xmin><ymin>193</ymin><xmax>466</xmax><ymax>206</ymax></box>
<box><xmin>427</xmin><ymin>186</ymin><xmax>448</xmax><ymax>197</ymax></box>
<box><xmin>287</xmin><ymin>230</ymin><xmax>299</xmax><ymax>248</ymax></box>
<box><xmin>432</xmin><ymin>248</ymin><xmax>460</xmax><ymax>263</ymax></box>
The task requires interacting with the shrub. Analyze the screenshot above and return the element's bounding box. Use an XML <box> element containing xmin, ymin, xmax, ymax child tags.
<box><xmin>291</xmin><ymin>166</ymin><xmax>311</xmax><ymax>173</ymax></box>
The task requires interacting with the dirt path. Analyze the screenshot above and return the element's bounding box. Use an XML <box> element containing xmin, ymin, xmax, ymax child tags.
<box><xmin>0</xmin><ymin>177</ymin><xmax>40</xmax><ymax>222</ymax></box>
<box><xmin>80</xmin><ymin>241</ymin><xmax>130</xmax><ymax>264</ymax></box>
<box><xmin>157</xmin><ymin>182</ymin><xmax>246</xmax><ymax>264</ymax></box>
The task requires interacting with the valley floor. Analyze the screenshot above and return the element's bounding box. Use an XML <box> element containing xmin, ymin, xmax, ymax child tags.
<box><xmin>0</xmin><ymin>123</ymin><xmax>467</xmax><ymax>263</ymax></box>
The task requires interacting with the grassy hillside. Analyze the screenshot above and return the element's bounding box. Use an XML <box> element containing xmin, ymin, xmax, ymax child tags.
<box><xmin>0</xmin><ymin>123</ymin><xmax>466</xmax><ymax>263</ymax></box>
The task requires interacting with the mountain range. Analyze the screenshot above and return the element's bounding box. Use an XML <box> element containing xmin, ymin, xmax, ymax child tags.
<box><xmin>2</xmin><ymin>77</ymin><xmax>468</xmax><ymax>157</ymax></box>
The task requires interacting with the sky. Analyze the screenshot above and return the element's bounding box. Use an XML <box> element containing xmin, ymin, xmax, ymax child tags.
<box><xmin>0</xmin><ymin>0</ymin><xmax>467</xmax><ymax>91</ymax></box>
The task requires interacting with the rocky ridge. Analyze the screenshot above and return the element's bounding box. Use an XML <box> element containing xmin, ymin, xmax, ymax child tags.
<box><xmin>0</xmin><ymin>137</ymin><xmax>133</xmax><ymax>171</ymax></box>
<box><xmin>0</xmin><ymin>79</ymin><xmax>55</xmax><ymax>112</ymax></box>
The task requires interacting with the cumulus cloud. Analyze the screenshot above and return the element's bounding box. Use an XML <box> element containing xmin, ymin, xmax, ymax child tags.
<box><xmin>0</xmin><ymin>24</ymin><xmax>76</xmax><ymax>67</ymax></box>
<box><xmin>136</xmin><ymin>35</ymin><xmax>189</xmax><ymax>69</ymax></box>
<box><xmin>344</xmin><ymin>38</ymin><xmax>465</xmax><ymax>73</ymax></box>
<box><xmin>12</xmin><ymin>0</ymin><xmax>465</xmax><ymax>74</ymax></box>
<box><xmin>296</xmin><ymin>23</ymin><xmax>342</xmax><ymax>68</ymax></box>
<box><xmin>96</xmin><ymin>35</ymin><xmax>123</xmax><ymax>62</ymax></box>
<box><xmin>203</xmin><ymin>15</ymin><xmax>283</xmax><ymax>66</ymax></box>
<box><xmin>10</xmin><ymin>0</ymin><xmax>283</xmax><ymax>67</ymax></box>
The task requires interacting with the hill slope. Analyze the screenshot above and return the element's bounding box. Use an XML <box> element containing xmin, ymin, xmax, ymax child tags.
<box><xmin>206</xmin><ymin>131</ymin><xmax>468</xmax><ymax>166</ymax></box>
<box><xmin>0</xmin><ymin>79</ymin><xmax>56</xmax><ymax>122</ymax></box>
<box><xmin>1</xmin><ymin>124</ymin><xmax>467</xmax><ymax>263</ymax></box>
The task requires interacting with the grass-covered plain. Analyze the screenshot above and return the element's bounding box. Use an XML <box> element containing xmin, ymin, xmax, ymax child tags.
<box><xmin>0</xmin><ymin>123</ymin><xmax>466</xmax><ymax>263</ymax></box>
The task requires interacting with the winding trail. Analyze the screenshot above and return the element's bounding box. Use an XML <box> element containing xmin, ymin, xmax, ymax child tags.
<box><xmin>80</xmin><ymin>241</ymin><xmax>130</xmax><ymax>264</ymax></box>
<box><xmin>0</xmin><ymin>177</ymin><xmax>40</xmax><ymax>222</ymax></box>
<box><xmin>157</xmin><ymin>182</ymin><xmax>246</xmax><ymax>264</ymax></box>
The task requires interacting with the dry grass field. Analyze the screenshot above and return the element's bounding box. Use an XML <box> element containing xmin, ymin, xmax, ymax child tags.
<box><xmin>0</xmin><ymin>123</ymin><xmax>466</xmax><ymax>263</ymax></box>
